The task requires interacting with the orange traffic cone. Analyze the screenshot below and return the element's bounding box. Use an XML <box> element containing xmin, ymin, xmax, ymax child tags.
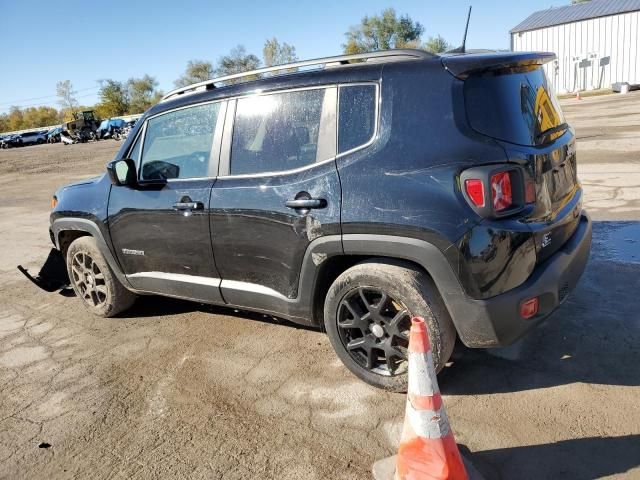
<box><xmin>576</xmin><ymin>90</ymin><xmax>582</xmax><ymax>100</ymax></box>
<box><xmin>394</xmin><ymin>317</ymin><xmax>468</xmax><ymax>480</ymax></box>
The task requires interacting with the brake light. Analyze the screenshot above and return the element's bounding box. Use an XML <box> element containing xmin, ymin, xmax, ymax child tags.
<box><xmin>464</xmin><ymin>179</ymin><xmax>485</xmax><ymax>207</ymax></box>
<box><xmin>491</xmin><ymin>171</ymin><xmax>512</xmax><ymax>211</ymax></box>
<box><xmin>520</xmin><ymin>297</ymin><xmax>539</xmax><ymax>319</ymax></box>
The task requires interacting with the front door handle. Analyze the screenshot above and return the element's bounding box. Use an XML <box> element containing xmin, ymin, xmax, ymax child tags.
<box><xmin>173</xmin><ymin>201</ymin><xmax>204</xmax><ymax>211</ymax></box>
<box><xmin>285</xmin><ymin>198</ymin><xmax>326</xmax><ymax>209</ymax></box>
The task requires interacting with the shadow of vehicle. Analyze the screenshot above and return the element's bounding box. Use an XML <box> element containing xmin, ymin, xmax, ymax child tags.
<box><xmin>461</xmin><ymin>434</ymin><xmax>640</xmax><ymax>480</ymax></box>
<box><xmin>441</xmin><ymin>221</ymin><xmax>640</xmax><ymax>394</ymax></box>
<box><xmin>117</xmin><ymin>294</ymin><xmax>318</xmax><ymax>332</ymax></box>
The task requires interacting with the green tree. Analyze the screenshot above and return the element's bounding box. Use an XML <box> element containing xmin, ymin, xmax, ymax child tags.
<box><xmin>0</xmin><ymin>113</ymin><xmax>9</xmax><ymax>133</ymax></box>
<box><xmin>127</xmin><ymin>75</ymin><xmax>163</xmax><ymax>113</ymax></box>
<box><xmin>96</xmin><ymin>79</ymin><xmax>129</xmax><ymax>118</ymax></box>
<box><xmin>56</xmin><ymin>80</ymin><xmax>78</xmax><ymax>112</ymax></box>
<box><xmin>7</xmin><ymin>107</ymin><xmax>25</xmax><ymax>131</ymax></box>
<box><xmin>215</xmin><ymin>45</ymin><xmax>261</xmax><ymax>80</ymax></box>
<box><xmin>263</xmin><ymin>38</ymin><xmax>298</xmax><ymax>67</ymax></box>
<box><xmin>572</xmin><ymin>0</ymin><xmax>591</xmax><ymax>4</ymax></box>
<box><xmin>423</xmin><ymin>35</ymin><xmax>451</xmax><ymax>54</ymax></box>
<box><xmin>343</xmin><ymin>8</ymin><xmax>424</xmax><ymax>54</ymax></box>
<box><xmin>174</xmin><ymin>60</ymin><xmax>214</xmax><ymax>88</ymax></box>
<box><xmin>21</xmin><ymin>106</ymin><xmax>60</xmax><ymax>128</ymax></box>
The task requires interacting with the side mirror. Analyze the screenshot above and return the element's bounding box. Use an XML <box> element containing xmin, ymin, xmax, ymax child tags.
<box><xmin>107</xmin><ymin>158</ymin><xmax>137</xmax><ymax>187</ymax></box>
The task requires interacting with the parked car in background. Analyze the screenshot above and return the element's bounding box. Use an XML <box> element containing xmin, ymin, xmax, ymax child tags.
<box><xmin>1</xmin><ymin>134</ymin><xmax>23</xmax><ymax>148</ymax></box>
<box><xmin>46</xmin><ymin>127</ymin><xmax>63</xmax><ymax>143</ymax></box>
<box><xmin>16</xmin><ymin>130</ymin><xmax>47</xmax><ymax>146</ymax></box>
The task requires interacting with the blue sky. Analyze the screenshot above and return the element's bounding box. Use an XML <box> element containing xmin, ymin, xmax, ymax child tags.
<box><xmin>0</xmin><ymin>0</ymin><xmax>568</xmax><ymax>113</ymax></box>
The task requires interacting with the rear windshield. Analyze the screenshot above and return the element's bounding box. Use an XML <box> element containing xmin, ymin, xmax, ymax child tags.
<box><xmin>464</xmin><ymin>67</ymin><xmax>565</xmax><ymax>146</ymax></box>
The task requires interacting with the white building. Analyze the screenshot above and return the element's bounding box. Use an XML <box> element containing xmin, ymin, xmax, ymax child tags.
<box><xmin>511</xmin><ymin>0</ymin><xmax>640</xmax><ymax>93</ymax></box>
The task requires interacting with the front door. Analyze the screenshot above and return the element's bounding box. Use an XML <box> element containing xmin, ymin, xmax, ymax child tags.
<box><xmin>211</xmin><ymin>87</ymin><xmax>340</xmax><ymax>310</ymax></box>
<box><xmin>108</xmin><ymin>101</ymin><xmax>226</xmax><ymax>303</ymax></box>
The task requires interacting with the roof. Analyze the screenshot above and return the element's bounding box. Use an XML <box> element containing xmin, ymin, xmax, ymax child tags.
<box><xmin>511</xmin><ymin>0</ymin><xmax>640</xmax><ymax>33</ymax></box>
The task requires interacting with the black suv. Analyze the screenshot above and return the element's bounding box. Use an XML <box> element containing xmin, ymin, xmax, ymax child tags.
<box><xmin>35</xmin><ymin>49</ymin><xmax>592</xmax><ymax>391</ymax></box>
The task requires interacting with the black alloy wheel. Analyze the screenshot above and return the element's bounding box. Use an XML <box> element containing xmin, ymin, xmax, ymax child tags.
<box><xmin>336</xmin><ymin>287</ymin><xmax>411</xmax><ymax>376</ymax></box>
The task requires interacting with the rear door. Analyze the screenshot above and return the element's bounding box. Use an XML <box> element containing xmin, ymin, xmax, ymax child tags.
<box><xmin>210</xmin><ymin>86</ymin><xmax>340</xmax><ymax>306</ymax></box>
<box><xmin>108</xmin><ymin>101</ymin><xmax>226</xmax><ymax>303</ymax></box>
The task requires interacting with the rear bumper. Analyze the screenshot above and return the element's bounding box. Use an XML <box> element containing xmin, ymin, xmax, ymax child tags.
<box><xmin>449</xmin><ymin>212</ymin><xmax>592</xmax><ymax>348</ymax></box>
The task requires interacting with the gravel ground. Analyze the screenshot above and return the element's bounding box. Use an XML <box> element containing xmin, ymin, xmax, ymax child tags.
<box><xmin>0</xmin><ymin>92</ymin><xmax>639</xmax><ymax>479</ymax></box>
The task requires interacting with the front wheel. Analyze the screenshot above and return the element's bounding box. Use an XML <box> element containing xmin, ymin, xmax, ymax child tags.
<box><xmin>66</xmin><ymin>237</ymin><xmax>136</xmax><ymax>317</ymax></box>
<box><xmin>323</xmin><ymin>259</ymin><xmax>456</xmax><ymax>392</ymax></box>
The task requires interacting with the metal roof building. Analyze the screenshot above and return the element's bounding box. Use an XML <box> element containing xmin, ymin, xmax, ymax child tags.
<box><xmin>511</xmin><ymin>0</ymin><xmax>640</xmax><ymax>93</ymax></box>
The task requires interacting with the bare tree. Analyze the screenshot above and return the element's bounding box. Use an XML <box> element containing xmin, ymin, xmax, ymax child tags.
<box><xmin>56</xmin><ymin>80</ymin><xmax>78</xmax><ymax>112</ymax></box>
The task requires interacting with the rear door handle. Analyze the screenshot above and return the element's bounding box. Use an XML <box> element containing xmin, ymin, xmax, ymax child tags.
<box><xmin>285</xmin><ymin>198</ymin><xmax>326</xmax><ymax>209</ymax></box>
<box><xmin>173</xmin><ymin>201</ymin><xmax>204</xmax><ymax>211</ymax></box>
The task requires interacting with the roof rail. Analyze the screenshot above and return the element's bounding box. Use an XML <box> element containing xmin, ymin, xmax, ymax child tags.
<box><xmin>161</xmin><ymin>49</ymin><xmax>432</xmax><ymax>102</ymax></box>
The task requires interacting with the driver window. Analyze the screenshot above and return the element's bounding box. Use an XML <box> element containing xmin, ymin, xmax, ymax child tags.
<box><xmin>139</xmin><ymin>102</ymin><xmax>220</xmax><ymax>181</ymax></box>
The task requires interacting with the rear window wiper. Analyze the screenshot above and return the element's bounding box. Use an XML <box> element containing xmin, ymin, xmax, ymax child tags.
<box><xmin>535</xmin><ymin>122</ymin><xmax>568</xmax><ymax>143</ymax></box>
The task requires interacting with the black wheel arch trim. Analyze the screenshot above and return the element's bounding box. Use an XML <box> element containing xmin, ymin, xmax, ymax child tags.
<box><xmin>338</xmin><ymin>234</ymin><xmax>483</xmax><ymax>344</ymax></box>
<box><xmin>295</xmin><ymin>234</ymin><xmax>475</xmax><ymax>340</ymax></box>
<box><xmin>50</xmin><ymin>218</ymin><xmax>133</xmax><ymax>289</ymax></box>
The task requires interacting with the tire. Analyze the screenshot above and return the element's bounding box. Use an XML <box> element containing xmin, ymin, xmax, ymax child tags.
<box><xmin>66</xmin><ymin>237</ymin><xmax>136</xmax><ymax>317</ymax></box>
<box><xmin>323</xmin><ymin>259</ymin><xmax>456</xmax><ymax>392</ymax></box>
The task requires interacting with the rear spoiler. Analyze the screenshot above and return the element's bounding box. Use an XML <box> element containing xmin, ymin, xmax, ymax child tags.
<box><xmin>441</xmin><ymin>52</ymin><xmax>556</xmax><ymax>80</ymax></box>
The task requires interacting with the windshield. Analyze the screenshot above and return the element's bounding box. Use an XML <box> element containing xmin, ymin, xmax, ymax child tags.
<box><xmin>464</xmin><ymin>66</ymin><xmax>565</xmax><ymax>146</ymax></box>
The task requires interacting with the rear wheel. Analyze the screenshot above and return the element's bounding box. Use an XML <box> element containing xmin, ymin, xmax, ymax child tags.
<box><xmin>324</xmin><ymin>259</ymin><xmax>456</xmax><ymax>392</ymax></box>
<box><xmin>66</xmin><ymin>237</ymin><xmax>135</xmax><ymax>317</ymax></box>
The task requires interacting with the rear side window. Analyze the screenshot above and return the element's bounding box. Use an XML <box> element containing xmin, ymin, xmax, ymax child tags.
<box><xmin>338</xmin><ymin>84</ymin><xmax>376</xmax><ymax>154</ymax></box>
<box><xmin>464</xmin><ymin>67</ymin><xmax>565</xmax><ymax>146</ymax></box>
<box><xmin>139</xmin><ymin>102</ymin><xmax>220</xmax><ymax>180</ymax></box>
<box><xmin>230</xmin><ymin>88</ymin><xmax>335</xmax><ymax>175</ymax></box>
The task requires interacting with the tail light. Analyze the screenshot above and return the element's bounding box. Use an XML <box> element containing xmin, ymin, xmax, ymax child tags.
<box><xmin>461</xmin><ymin>166</ymin><xmax>529</xmax><ymax>218</ymax></box>
<box><xmin>464</xmin><ymin>179</ymin><xmax>485</xmax><ymax>207</ymax></box>
<box><xmin>491</xmin><ymin>171</ymin><xmax>512</xmax><ymax>211</ymax></box>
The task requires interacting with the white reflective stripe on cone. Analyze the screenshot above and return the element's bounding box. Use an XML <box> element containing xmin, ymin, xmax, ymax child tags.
<box><xmin>407</xmin><ymin>351</ymin><xmax>439</xmax><ymax>397</ymax></box>
<box><xmin>406</xmin><ymin>400</ymin><xmax>451</xmax><ymax>439</ymax></box>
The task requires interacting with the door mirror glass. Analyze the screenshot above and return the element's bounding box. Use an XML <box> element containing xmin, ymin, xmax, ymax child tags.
<box><xmin>107</xmin><ymin>158</ymin><xmax>137</xmax><ymax>186</ymax></box>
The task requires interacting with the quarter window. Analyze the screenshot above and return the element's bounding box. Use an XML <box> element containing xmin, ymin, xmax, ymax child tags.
<box><xmin>338</xmin><ymin>84</ymin><xmax>376</xmax><ymax>154</ymax></box>
<box><xmin>139</xmin><ymin>103</ymin><xmax>220</xmax><ymax>180</ymax></box>
<box><xmin>128</xmin><ymin>132</ymin><xmax>143</xmax><ymax>164</ymax></box>
<box><xmin>230</xmin><ymin>88</ymin><xmax>334</xmax><ymax>175</ymax></box>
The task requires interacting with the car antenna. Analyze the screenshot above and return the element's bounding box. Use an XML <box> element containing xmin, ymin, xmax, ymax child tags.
<box><xmin>447</xmin><ymin>6</ymin><xmax>472</xmax><ymax>54</ymax></box>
